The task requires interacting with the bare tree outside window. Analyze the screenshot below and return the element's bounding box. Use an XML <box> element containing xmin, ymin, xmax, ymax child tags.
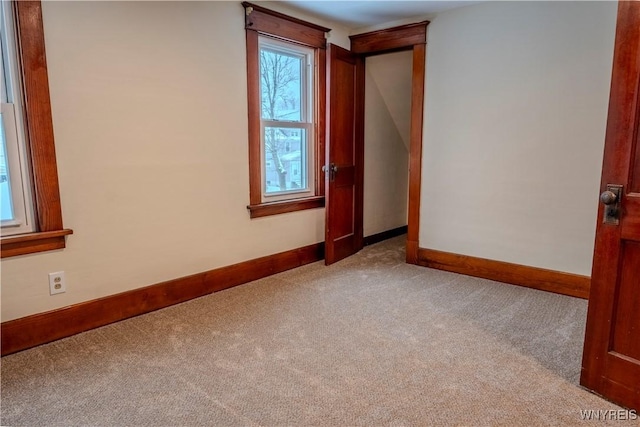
<box><xmin>260</xmin><ymin>45</ymin><xmax>308</xmax><ymax>194</ymax></box>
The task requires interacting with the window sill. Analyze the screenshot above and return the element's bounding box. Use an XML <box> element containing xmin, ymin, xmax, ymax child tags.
<box><xmin>1</xmin><ymin>229</ymin><xmax>73</xmax><ymax>258</ymax></box>
<box><xmin>247</xmin><ymin>196</ymin><xmax>325</xmax><ymax>218</ymax></box>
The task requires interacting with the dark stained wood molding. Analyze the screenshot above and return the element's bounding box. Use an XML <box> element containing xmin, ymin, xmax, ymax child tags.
<box><xmin>15</xmin><ymin>1</ymin><xmax>64</xmax><ymax>232</ymax></box>
<box><xmin>350</xmin><ymin>22</ymin><xmax>428</xmax><ymax>263</ymax></box>
<box><xmin>315</xmin><ymin>47</ymin><xmax>327</xmax><ymax>198</ymax></box>
<box><xmin>244</xmin><ymin>3</ymin><xmax>327</xmax><ymax>214</ymax></box>
<box><xmin>242</xmin><ymin>2</ymin><xmax>330</xmax><ymax>49</ymax></box>
<box><xmin>1</xmin><ymin>229</ymin><xmax>73</xmax><ymax>258</ymax></box>
<box><xmin>246</xmin><ymin>28</ymin><xmax>262</xmax><ymax>207</ymax></box>
<box><xmin>1</xmin><ymin>242</ymin><xmax>325</xmax><ymax>356</ymax></box>
<box><xmin>406</xmin><ymin>44</ymin><xmax>427</xmax><ymax>265</ymax></box>
<box><xmin>247</xmin><ymin>196</ymin><xmax>325</xmax><ymax>218</ymax></box>
<box><xmin>406</xmin><ymin>240</ymin><xmax>419</xmax><ymax>265</ymax></box>
<box><xmin>350</xmin><ymin>22</ymin><xmax>429</xmax><ymax>55</ymax></box>
<box><xmin>354</xmin><ymin>55</ymin><xmax>366</xmax><ymax>251</ymax></box>
<box><xmin>417</xmin><ymin>248</ymin><xmax>591</xmax><ymax>299</ymax></box>
<box><xmin>1</xmin><ymin>1</ymin><xmax>72</xmax><ymax>258</ymax></box>
<box><xmin>364</xmin><ymin>225</ymin><xmax>408</xmax><ymax>246</ymax></box>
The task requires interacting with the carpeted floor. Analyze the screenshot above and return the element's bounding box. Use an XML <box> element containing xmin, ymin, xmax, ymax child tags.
<box><xmin>1</xmin><ymin>236</ymin><xmax>635</xmax><ymax>426</ymax></box>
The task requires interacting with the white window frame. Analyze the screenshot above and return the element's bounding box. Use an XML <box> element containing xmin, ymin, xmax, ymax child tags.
<box><xmin>1</xmin><ymin>1</ymin><xmax>35</xmax><ymax>236</ymax></box>
<box><xmin>258</xmin><ymin>36</ymin><xmax>315</xmax><ymax>203</ymax></box>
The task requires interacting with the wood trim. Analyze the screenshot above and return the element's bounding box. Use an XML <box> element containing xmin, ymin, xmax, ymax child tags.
<box><xmin>244</xmin><ymin>3</ymin><xmax>327</xmax><ymax>214</ymax></box>
<box><xmin>354</xmin><ymin>55</ymin><xmax>366</xmax><ymax>251</ymax></box>
<box><xmin>246</xmin><ymin>29</ymin><xmax>262</xmax><ymax>207</ymax></box>
<box><xmin>247</xmin><ymin>196</ymin><xmax>325</xmax><ymax>218</ymax></box>
<box><xmin>1</xmin><ymin>1</ymin><xmax>72</xmax><ymax>258</ymax></box>
<box><xmin>15</xmin><ymin>1</ymin><xmax>64</xmax><ymax>232</ymax></box>
<box><xmin>350</xmin><ymin>22</ymin><xmax>429</xmax><ymax>55</ymax></box>
<box><xmin>406</xmin><ymin>44</ymin><xmax>427</xmax><ymax>265</ymax></box>
<box><xmin>1</xmin><ymin>242</ymin><xmax>325</xmax><ymax>356</ymax></box>
<box><xmin>242</xmin><ymin>2</ymin><xmax>330</xmax><ymax>49</ymax></box>
<box><xmin>1</xmin><ymin>229</ymin><xmax>73</xmax><ymax>258</ymax></box>
<box><xmin>417</xmin><ymin>248</ymin><xmax>591</xmax><ymax>299</ymax></box>
<box><xmin>315</xmin><ymin>48</ymin><xmax>327</xmax><ymax>198</ymax></box>
<box><xmin>350</xmin><ymin>22</ymin><xmax>429</xmax><ymax>264</ymax></box>
<box><xmin>364</xmin><ymin>225</ymin><xmax>408</xmax><ymax>246</ymax></box>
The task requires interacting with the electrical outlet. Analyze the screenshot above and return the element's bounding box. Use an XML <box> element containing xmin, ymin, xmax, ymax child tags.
<box><xmin>49</xmin><ymin>271</ymin><xmax>66</xmax><ymax>295</ymax></box>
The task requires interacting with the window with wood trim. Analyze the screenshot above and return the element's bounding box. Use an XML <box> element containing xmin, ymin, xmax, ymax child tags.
<box><xmin>0</xmin><ymin>1</ymin><xmax>72</xmax><ymax>258</ymax></box>
<box><xmin>243</xmin><ymin>2</ymin><xmax>329</xmax><ymax>218</ymax></box>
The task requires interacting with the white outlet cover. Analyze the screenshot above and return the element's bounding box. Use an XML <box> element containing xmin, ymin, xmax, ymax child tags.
<box><xmin>48</xmin><ymin>271</ymin><xmax>66</xmax><ymax>295</ymax></box>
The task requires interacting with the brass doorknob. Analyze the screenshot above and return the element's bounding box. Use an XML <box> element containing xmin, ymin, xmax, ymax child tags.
<box><xmin>600</xmin><ymin>190</ymin><xmax>618</xmax><ymax>205</ymax></box>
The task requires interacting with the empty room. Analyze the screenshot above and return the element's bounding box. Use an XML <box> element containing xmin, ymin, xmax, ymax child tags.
<box><xmin>1</xmin><ymin>0</ymin><xmax>639</xmax><ymax>425</ymax></box>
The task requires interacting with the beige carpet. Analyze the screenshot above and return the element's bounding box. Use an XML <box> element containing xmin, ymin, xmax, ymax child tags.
<box><xmin>1</xmin><ymin>236</ymin><xmax>635</xmax><ymax>426</ymax></box>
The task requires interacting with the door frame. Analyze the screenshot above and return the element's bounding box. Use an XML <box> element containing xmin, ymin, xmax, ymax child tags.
<box><xmin>349</xmin><ymin>22</ymin><xmax>429</xmax><ymax>264</ymax></box>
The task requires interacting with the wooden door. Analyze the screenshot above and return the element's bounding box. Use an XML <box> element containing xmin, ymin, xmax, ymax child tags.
<box><xmin>325</xmin><ymin>44</ymin><xmax>363</xmax><ymax>265</ymax></box>
<box><xmin>581</xmin><ymin>1</ymin><xmax>640</xmax><ymax>411</ymax></box>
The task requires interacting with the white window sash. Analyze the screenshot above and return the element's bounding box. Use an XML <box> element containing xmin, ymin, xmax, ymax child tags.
<box><xmin>1</xmin><ymin>103</ymin><xmax>33</xmax><ymax>234</ymax></box>
<box><xmin>1</xmin><ymin>1</ymin><xmax>35</xmax><ymax>235</ymax></box>
<box><xmin>258</xmin><ymin>36</ymin><xmax>315</xmax><ymax>202</ymax></box>
<box><xmin>260</xmin><ymin>122</ymin><xmax>314</xmax><ymax>201</ymax></box>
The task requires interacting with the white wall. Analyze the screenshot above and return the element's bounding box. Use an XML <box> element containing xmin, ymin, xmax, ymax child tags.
<box><xmin>420</xmin><ymin>1</ymin><xmax>617</xmax><ymax>276</ymax></box>
<box><xmin>1</xmin><ymin>0</ymin><xmax>618</xmax><ymax>322</ymax></box>
<box><xmin>0</xmin><ymin>1</ymin><xmax>350</xmax><ymax>322</ymax></box>
<box><xmin>363</xmin><ymin>52</ymin><xmax>412</xmax><ymax>236</ymax></box>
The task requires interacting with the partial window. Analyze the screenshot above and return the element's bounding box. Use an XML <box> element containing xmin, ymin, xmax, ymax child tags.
<box><xmin>1</xmin><ymin>1</ymin><xmax>35</xmax><ymax>236</ymax></box>
<box><xmin>0</xmin><ymin>1</ymin><xmax>72</xmax><ymax>258</ymax></box>
<box><xmin>243</xmin><ymin>2</ymin><xmax>330</xmax><ymax>218</ymax></box>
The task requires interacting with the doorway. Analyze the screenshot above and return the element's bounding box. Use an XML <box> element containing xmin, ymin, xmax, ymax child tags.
<box><xmin>362</xmin><ymin>51</ymin><xmax>413</xmax><ymax>244</ymax></box>
<box><xmin>324</xmin><ymin>22</ymin><xmax>428</xmax><ymax>265</ymax></box>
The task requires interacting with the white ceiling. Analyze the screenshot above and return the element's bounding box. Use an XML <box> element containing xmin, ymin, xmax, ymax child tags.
<box><xmin>273</xmin><ymin>1</ymin><xmax>479</xmax><ymax>29</ymax></box>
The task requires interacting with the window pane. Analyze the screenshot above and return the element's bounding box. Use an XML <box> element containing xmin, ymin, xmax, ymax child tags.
<box><xmin>264</xmin><ymin>127</ymin><xmax>307</xmax><ymax>194</ymax></box>
<box><xmin>260</xmin><ymin>47</ymin><xmax>303</xmax><ymax>122</ymax></box>
<box><xmin>0</xmin><ymin>112</ymin><xmax>14</xmax><ymax>221</ymax></box>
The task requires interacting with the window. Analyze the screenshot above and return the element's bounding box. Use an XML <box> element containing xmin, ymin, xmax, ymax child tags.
<box><xmin>243</xmin><ymin>2</ymin><xmax>330</xmax><ymax>218</ymax></box>
<box><xmin>0</xmin><ymin>1</ymin><xmax>72</xmax><ymax>258</ymax></box>
<box><xmin>260</xmin><ymin>37</ymin><xmax>314</xmax><ymax>200</ymax></box>
<box><xmin>1</xmin><ymin>1</ymin><xmax>35</xmax><ymax>235</ymax></box>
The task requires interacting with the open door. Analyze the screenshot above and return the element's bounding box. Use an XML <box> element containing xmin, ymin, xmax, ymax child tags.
<box><xmin>325</xmin><ymin>43</ymin><xmax>362</xmax><ymax>265</ymax></box>
<box><xmin>581</xmin><ymin>1</ymin><xmax>640</xmax><ymax>411</ymax></box>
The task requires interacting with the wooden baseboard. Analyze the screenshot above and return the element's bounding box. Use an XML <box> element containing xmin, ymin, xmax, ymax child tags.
<box><xmin>1</xmin><ymin>242</ymin><xmax>324</xmax><ymax>356</ymax></box>
<box><xmin>363</xmin><ymin>225</ymin><xmax>407</xmax><ymax>246</ymax></box>
<box><xmin>417</xmin><ymin>248</ymin><xmax>590</xmax><ymax>299</ymax></box>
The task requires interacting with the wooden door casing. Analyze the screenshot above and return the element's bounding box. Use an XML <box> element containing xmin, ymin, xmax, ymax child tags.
<box><xmin>581</xmin><ymin>0</ymin><xmax>640</xmax><ymax>411</ymax></box>
<box><xmin>347</xmin><ymin>23</ymin><xmax>428</xmax><ymax>264</ymax></box>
